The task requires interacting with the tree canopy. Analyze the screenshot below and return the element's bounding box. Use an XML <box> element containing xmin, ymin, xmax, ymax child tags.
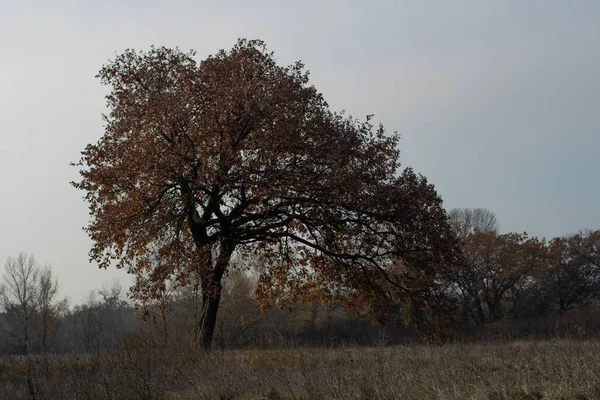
<box><xmin>72</xmin><ymin>39</ymin><xmax>460</xmax><ymax>348</ymax></box>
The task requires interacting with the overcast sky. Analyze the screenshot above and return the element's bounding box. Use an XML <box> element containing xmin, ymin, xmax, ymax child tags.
<box><xmin>1</xmin><ymin>1</ymin><xmax>599</xmax><ymax>305</ymax></box>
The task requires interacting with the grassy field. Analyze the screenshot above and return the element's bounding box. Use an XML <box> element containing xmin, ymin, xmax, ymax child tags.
<box><xmin>1</xmin><ymin>340</ymin><xmax>600</xmax><ymax>399</ymax></box>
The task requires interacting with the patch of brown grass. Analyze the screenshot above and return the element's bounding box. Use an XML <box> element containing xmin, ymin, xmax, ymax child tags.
<box><xmin>1</xmin><ymin>340</ymin><xmax>600</xmax><ymax>399</ymax></box>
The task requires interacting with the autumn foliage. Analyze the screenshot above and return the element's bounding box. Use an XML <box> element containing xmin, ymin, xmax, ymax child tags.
<box><xmin>72</xmin><ymin>39</ymin><xmax>460</xmax><ymax>348</ymax></box>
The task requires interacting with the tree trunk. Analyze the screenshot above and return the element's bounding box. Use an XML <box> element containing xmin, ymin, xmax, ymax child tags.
<box><xmin>475</xmin><ymin>300</ymin><xmax>486</xmax><ymax>324</ymax></box>
<box><xmin>488</xmin><ymin>296</ymin><xmax>503</xmax><ymax>322</ymax></box>
<box><xmin>559</xmin><ymin>297</ymin><xmax>567</xmax><ymax>314</ymax></box>
<box><xmin>199</xmin><ymin>290</ymin><xmax>223</xmax><ymax>350</ymax></box>
<box><xmin>197</xmin><ymin>240</ymin><xmax>235</xmax><ymax>350</ymax></box>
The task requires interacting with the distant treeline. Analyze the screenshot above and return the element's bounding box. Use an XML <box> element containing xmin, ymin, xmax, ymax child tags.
<box><xmin>1</xmin><ymin>208</ymin><xmax>599</xmax><ymax>354</ymax></box>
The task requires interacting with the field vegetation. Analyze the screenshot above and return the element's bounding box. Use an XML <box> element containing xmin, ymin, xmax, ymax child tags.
<box><xmin>1</xmin><ymin>338</ymin><xmax>600</xmax><ymax>400</ymax></box>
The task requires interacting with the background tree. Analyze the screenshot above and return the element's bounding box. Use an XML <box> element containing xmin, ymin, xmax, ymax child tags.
<box><xmin>73</xmin><ymin>39</ymin><xmax>460</xmax><ymax>349</ymax></box>
<box><xmin>448</xmin><ymin>208</ymin><xmax>499</xmax><ymax>238</ymax></box>
<box><xmin>33</xmin><ymin>266</ymin><xmax>67</xmax><ymax>352</ymax></box>
<box><xmin>455</xmin><ymin>231</ymin><xmax>545</xmax><ymax>324</ymax></box>
<box><xmin>211</xmin><ymin>270</ymin><xmax>264</xmax><ymax>348</ymax></box>
<box><xmin>546</xmin><ymin>230</ymin><xmax>600</xmax><ymax>313</ymax></box>
<box><xmin>72</xmin><ymin>281</ymin><xmax>134</xmax><ymax>353</ymax></box>
<box><xmin>0</xmin><ymin>253</ymin><xmax>40</xmax><ymax>354</ymax></box>
<box><xmin>71</xmin><ymin>294</ymin><xmax>104</xmax><ymax>354</ymax></box>
<box><xmin>0</xmin><ymin>254</ymin><xmax>67</xmax><ymax>354</ymax></box>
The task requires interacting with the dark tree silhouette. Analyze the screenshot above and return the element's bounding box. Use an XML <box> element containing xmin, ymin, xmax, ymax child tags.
<box><xmin>455</xmin><ymin>231</ymin><xmax>546</xmax><ymax>324</ymax></box>
<box><xmin>72</xmin><ymin>39</ymin><xmax>460</xmax><ymax>349</ymax></box>
<box><xmin>547</xmin><ymin>230</ymin><xmax>600</xmax><ymax>313</ymax></box>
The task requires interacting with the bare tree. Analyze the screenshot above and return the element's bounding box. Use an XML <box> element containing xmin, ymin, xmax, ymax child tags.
<box><xmin>35</xmin><ymin>266</ymin><xmax>67</xmax><ymax>352</ymax></box>
<box><xmin>72</xmin><ymin>293</ymin><xmax>105</xmax><ymax>354</ymax></box>
<box><xmin>0</xmin><ymin>253</ymin><xmax>40</xmax><ymax>354</ymax></box>
<box><xmin>0</xmin><ymin>254</ymin><xmax>67</xmax><ymax>354</ymax></box>
<box><xmin>72</xmin><ymin>281</ymin><xmax>132</xmax><ymax>353</ymax></box>
<box><xmin>448</xmin><ymin>208</ymin><xmax>499</xmax><ymax>238</ymax></box>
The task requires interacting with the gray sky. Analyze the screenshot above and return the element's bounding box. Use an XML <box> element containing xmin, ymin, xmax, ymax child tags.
<box><xmin>1</xmin><ymin>0</ymin><xmax>599</xmax><ymax>305</ymax></box>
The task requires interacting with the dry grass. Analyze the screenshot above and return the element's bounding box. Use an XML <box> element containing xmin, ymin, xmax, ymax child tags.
<box><xmin>1</xmin><ymin>340</ymin><xmax>600</xmax><ymax>399</ymax></box>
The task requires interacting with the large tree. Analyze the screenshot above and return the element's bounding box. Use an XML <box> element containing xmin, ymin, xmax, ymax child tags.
<box><xmin>73</xmin><ymin>39</ymin><xmax>459</xmax><ymax>349</ymax></box>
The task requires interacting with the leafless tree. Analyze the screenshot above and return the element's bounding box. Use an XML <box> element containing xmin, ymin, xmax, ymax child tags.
<box><xmin>0</xmin><ymin>253</ymin><xmax>66</xmax><ymax>354</ymax></box>
<box><xmin>72</xmin><ymin>281</ymin><xmax>131</xmax><ymax>353</ymax></box>
<box><xmin>448</xmin><ymin>208</ymin><xmax>499</xmax><ymax>238</ymax></box>
<box><xmin>35</xmin><ymin>266</ymin><xmax>68</xmax><ymax>352</ymax></box>
<box><xmin>0</xmin><ymin>253</ymin><xmax>41</xmax><ymax>354</ymax></box>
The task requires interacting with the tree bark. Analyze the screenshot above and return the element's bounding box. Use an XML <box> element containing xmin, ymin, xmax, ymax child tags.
<box><xmin>475</xmin><ymin>300</ymin><xmax>486</xmax><ymax>325</ymax></box>
<box><xmin>198</xmin><ymin>240</ymin><xmax>235</xmax><ymax>350</ymax></box>
<box><xmin>199</xmin><ymin>291</ymin><xmax>222</xmax><ymax>349</ymax></box>
<box><xmin>559</xmin><ymin>297</ymin><xmax>567</xmax><ymax>314</ymax></box>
